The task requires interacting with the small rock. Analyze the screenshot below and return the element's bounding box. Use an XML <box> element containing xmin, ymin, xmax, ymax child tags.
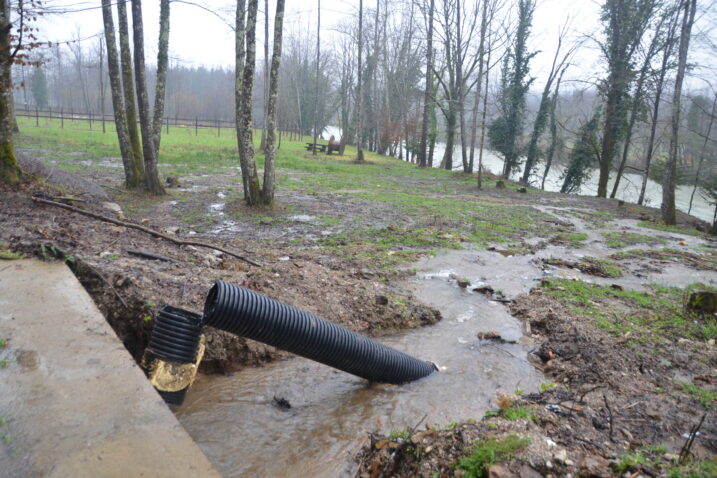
<box><xmin>679</xmin><ymin>240</ymin><xmax>688</xmax><ymax>246</ymax></box>
<box><xmin>565</xmin><ymin>459</ymin><xmax>574</xmax><ymax>467</ymax></box>
<box><xmin>708</xmin><ymin>339</ymin><xmax>715</xmax><ymax>346</ymax></box>
<box><xmin>487</xmin><ymin>464</ymin><xmax>516</xmax><ymax>478</ymax></box>
<box><xmin>610</xmin><ymin>284</ymin><xmax>624</xmax><ymax>291</ymax></box>
<box><xmin>375</xmin><ymin>295</ymin><xmax>389</xmax><ymax>306</ymax></box>
<box><xmin>518</xmin><ymin>465</ymin><xmax>542</xmax><ymax>478</ymax></box>
<box><xmin>164</xmin><ymin>226</ymin><xmax>180</xmax><ymax>235</ymax></box>
<box><xmin>165</xmin><ymin>176</ymin><xmax>181</xmax><ymax>187</ymax></box>
<box><xmin>449</xmin><ymin>273</ymin><xmax>471</xmax><ymax>288</ymax></box>
<box><xmin>518</xmin><ymin>187</ymin><xmax>527</xmax><ymax>194</ymax></box>
<box><xmin>578</xmin><ymin>455</ymin><xmax>611</xmax><ymax>477</ymax></box>
<box><xmin>496</xmin><ymin>180</ymin><xmax>506</xmax><ymax>189</ymax></box>
<box><xmin>554</xmin><ymin>449</ymin><xmax>568</xmax><ymax>464</ymax></box>
<box><xmin>473</xmin><ymin>285</ymin><xmax>495</xmax><ymax>296</ymax></box>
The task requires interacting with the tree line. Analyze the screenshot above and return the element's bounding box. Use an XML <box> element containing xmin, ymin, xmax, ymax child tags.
<box><xmin>0</xmin><ymin>0</ymin><xmax>716</xmax><ymax>228</ymax></box>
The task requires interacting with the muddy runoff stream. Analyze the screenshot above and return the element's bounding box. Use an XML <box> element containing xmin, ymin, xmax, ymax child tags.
<box><xmin>176</xmin><ymin>251</ymin><xmax>545</xmax><ymax>477</ymax></box>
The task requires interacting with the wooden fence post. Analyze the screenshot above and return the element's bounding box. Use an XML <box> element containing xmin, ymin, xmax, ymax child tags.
<box><xmin>35</xmin><ymin>106</ymin><xmax>39</xmax><ymax>127</ymax></box>
<box><xmin>195</xmin><ymin>117</ymin><xmax>198</xmax><ymax>136</ymax></box>
<box><xmin>60</xmin><ymin>109</ymin><xmax>64</xmax><ymax>129</ymax></box>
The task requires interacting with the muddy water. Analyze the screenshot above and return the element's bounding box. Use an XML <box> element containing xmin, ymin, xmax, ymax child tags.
<box><xmin>176</xmin><ymin>252</ymin><xmax>544</xmax><ymax>478</ymax></box>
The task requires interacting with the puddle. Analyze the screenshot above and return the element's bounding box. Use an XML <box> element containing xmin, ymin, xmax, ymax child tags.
<box><xmin>289</xmin><ymin>214</ymin><xmax>316</xmax><ymax>223</ymax></box>
<box><xmin>176</xmin><ymin>251</ymin><xmax>544</xmax><ymax>478</ymax></box>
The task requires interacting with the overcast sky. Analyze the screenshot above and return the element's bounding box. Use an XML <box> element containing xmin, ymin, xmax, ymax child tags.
<box><xmin>36</xmin><ymin>0</ymin><xmax>714</xmax><ymax>91</ymax></box>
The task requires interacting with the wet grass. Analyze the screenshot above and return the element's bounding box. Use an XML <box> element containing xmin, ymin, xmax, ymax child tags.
<box><xmin>540</xmin><ymin>278</ymin><xmax>717</xmax><ymax>342</ymax></box>
<box><xmin>455</xmin><ymin>435</ymin><xmax>530</xmax><ymax>477</ymax></box>
<box><xmin>603</xmin><ymin>231</ymin><xmax>668</xmax><ymax>248</ymax></box>
<box><xmin>637</xmin><ymin>220</ymin><xmax>704</xmax><ymax>237</ymax></box>
<box><xmin>15</xmin><ymin>117</ymin><xmax>573</xmax><ymax>268</ymax></box>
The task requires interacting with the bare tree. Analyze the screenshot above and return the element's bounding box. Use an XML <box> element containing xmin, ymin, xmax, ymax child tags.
<box><xmin>101</xmin><ymin>0</ymin><xmax>141</xmax><ymax>188</ymax></box>
<box><xmin>262</xmin><ymin>0</ymin><xmax>285</xmax><ymax>204</ymax></box>
<box><xmin>131</xmin><ymin>0</ymin><xmax>164</xmax><ymax>195</ymax></box>
<box><xmin>117</xmin><ymin>0</ymin><xmax>143</xmax><ymax>171</ymax></box>
<box><xmin>638</xmin><ymin>4</ymin><xmax>680</xmax><ymax>205</ymax></box>
<box><xmin>312</xmin><ymin>0</ymin><xmax>321</xmax><ymax>155</ymax></box>
<box><xmin>357</xmin><ymin>0</ymin><xmax>365</xmax><ymax>162</ymax></box>
<box><xmin>151</xmin><ymin>0</ymin><xmax>170</xmax><ymax>154</ymax></box>
<box><xmin>521</xmin><ymin>22</ymin><xmax>576</xmax><ymax>184</ymax></box>
<box><xmin>237</xmin><ymin>0</ymin><xmax>261</xmax><ymax>205</ymax></box>
<box><xmin>418</xmin><ymin>0</ymin><xmax>435</xmax><ymax>168</ymax></box>
<box><xmin>662</xmin><ymin>0</ymin><xmax>697</xmax><ymax>224</ymax></box>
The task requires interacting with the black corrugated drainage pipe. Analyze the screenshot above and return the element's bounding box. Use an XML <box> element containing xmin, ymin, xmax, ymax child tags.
<box><xmin>203</xmin><ymin>280</ymin><xmax>437</xmax><ymax>384</ymax></box>
<box><xmin>141</xmin><ymin>306</ymin><xmax>205</xmax><ymax>406</ymax></box>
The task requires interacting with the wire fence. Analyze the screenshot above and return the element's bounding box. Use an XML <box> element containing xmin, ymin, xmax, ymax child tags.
<box><xmin>14</xmin><ymin>106</ymin><xmax>308</xmax><ymax>143</ymax></box>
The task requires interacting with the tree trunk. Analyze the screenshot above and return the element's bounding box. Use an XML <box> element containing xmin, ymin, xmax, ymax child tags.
<box><xmin>151</xmin><ymin>0</ymin><xmax>170</xmax><ymax>155</ymax></box>
<box><xmin>131</xmin><ymin>0</ymin><xmax>165</xmax><ymax>195</ymax></box>
<box><xmin>101</xmin><ymin>0</ymin><xmax>140</xmax><ymax>188</ymax></box>
<box><xmin>259</xmin><ymin>0</ymin><xmax>269</xmax><ymax>152</ymax></box>
<box><xmin>443</xmin><ymin>103</ymin><xmax>456</xmax><ymax>170</ymax></box>
<box><xmin>117</xmin><ymin>0</ymin><xmax>144</xmax><ymax>178</ymax></box>
<box><xmin>261</xmin><ymin>0</ymin><xmax>285</xmax><ymax>205</ymax></box>
<box><xmin>0</xmin><ymin>0</ymin><xmax>20</xmax><ymax>184</ymax></box>
<box><xmin>356</xmin><ymin>0</ymin><xmax>365</xmax><ymax>162</ymax></box>
<box><xmin>312</xmin><ymin>0</ymin><xmax>320</xmax><ymax>156</ymax></box>
<box><xmin>662</xmin><ymin>0</ymin><xmax>696</xmax><ymax>225</ymax></box>
<box><xmin>238</xmin><ymin>0</ymin><xmax>262</xmax><ymax>205</ymax></box>
<box><xmin>541</xmin><ymin>68</ymin><xmax>565</xmax><ymax>190</ymax></box>
<box><xmin>418</xmin><ymin>0</ymin><xmax>434</xmax><ymax>168</ymax></box>
<box><xmin>639</xmin><ymin>14</ymin><xmax>677</xmax><ymax>205</ymax></box>
<box><xmin>688</xmin><ymin>93</ymin><xmax>717</xmax><ymax>214</ymax></box>
<box><xmin>477</xmin><ymin>37</ymin><xmax>492</xmax><ymax>189</ymax></box>
<box><xmin>469</xmin><ymin>0</ymin><xmax>488</xmax><ymax>176</ymax></box>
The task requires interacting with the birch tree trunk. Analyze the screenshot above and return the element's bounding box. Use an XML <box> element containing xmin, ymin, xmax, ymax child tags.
<box><xmin>0</xmin><ymin>0</ymin><xmax>20</xmax><ymax>184</ymax></box>
<box><xmin>234</xmin><ymin>0</ymin><xmax>248</xmax><ymax>198</ymax></box>
<box><xmin>259</xmin><ymin>0</ymin><xmax>269</xmax><ymax>152</ymax></box>
<box><xmin>418</xmin><ymin>0</ymin><xmax>434</xmax><ymax>168</ymax></box>
<box><xmin>151</xmin><ymin>0</ymin><xmax>170</xmax><ymax>154</ymax></box>
<box><xmin>262</xmin><ymin>0</ymin><xmax>285</xmax><ymax>205</ymax></box>
<box><xmin>238</xmin><ymin>0</ymin><xmax>262</xmax><ymax>205</ymax></box>
<box><xmin>356</xmin><ymin>0</ymin><xmax>365</xmax><ymax>162</ymax></box>
<box><xmin>662</xmin><ymin>0</ymin><xmax>697</xmax><ymax>225</ymax></box>
<box><xmin>117</xmin><ymin>0</ymin><xmax>143</xmax><ymax>177</ymax></box>
<box><xmin>131</xmin><ymin>0</ymin><xmax>165</xmax><ymax>195</ymax></box>
<box><xmin>101</xmin><ymin>0</ymin><xmax>140</xmax><ymax>188</ymax></box>
<box><xmin>312</xmin><ymin>0</ymin><xmax>320</xmax><ymax>155</ymax></box>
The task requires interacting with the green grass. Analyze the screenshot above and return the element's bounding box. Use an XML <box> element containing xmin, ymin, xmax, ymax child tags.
<box><xmin>540</xmin><ymin>279</ymin><xmax>717</xmax><ymax>342</ymax></box>
<box><xmin>637</xmin><ymin>220</ymin><xmax>703</xmax><ymax>237</ymax></box>
<box><xmin>0</xmin><ymin>249</ymin><xmax>24</xmax><ymax>260</ymax></box>
<box><xmin>678</xmin><ymin>382</ymin><xmax>717</xmax><ymax>408</ymax></box>
<box><xmin>669</xmin><ymin>458</ymin><xmax>717</xmax><ymax>477</ymax></box>
<box><xmin>14</xmin><ymin>116</ymin><xmax>576</xmax><ymax>269</ymax></box>
<box><xmin>455</xmin><ymin>435</ymin><xmax>530</xmax><ymax>477</ymax></box>
<box><xmin>388</xmin><ymin>429</ymin><xmax>411</xmax><ymax>440</ymax></box>
<box><xmin>0</xmin><ymin>339</ymin><xmax>7</xmax><ymax>349</ymax></box>
<box><xmin>603</xmin><ymin>231</ymin><xmax>668</xmax><ymax>248</ymax></box>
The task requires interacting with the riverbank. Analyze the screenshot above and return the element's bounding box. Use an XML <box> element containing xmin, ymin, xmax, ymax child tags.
<box><xmin>1</xmin><ymin>119</ymin><xmax>715</xmax><ymax>476</ymax></box>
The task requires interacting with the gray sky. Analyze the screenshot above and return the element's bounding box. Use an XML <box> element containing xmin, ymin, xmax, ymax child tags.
<box><xmin>36</xmin><ymin>0</ymin><xmax>714</xmax><ymax>91</ymax></box>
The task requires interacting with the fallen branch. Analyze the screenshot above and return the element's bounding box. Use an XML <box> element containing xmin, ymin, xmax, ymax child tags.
<box><xmin>124</xmin><ymin>248</ymin><xmax>182</xmax><ymax>263</ymax></box>
<box><xmin>32</xmin><ymin>196</ymin><xmax>261</xmax><ymax>267</ymax></box>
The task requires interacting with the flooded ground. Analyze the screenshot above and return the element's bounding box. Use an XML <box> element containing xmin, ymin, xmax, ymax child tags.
<box><xmin>176</xmin><ymin>251</ymin><xmax>545</xmax><ymax>478</ymax></box>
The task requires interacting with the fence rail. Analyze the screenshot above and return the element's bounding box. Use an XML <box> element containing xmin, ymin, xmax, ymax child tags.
<box><xmin>13</xmin><ymin>106</ymin><xmax>307</xmax><ymax>142</ymax></box>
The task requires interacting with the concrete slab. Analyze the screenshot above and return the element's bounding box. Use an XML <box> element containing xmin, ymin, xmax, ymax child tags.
<box><xmin>0</xmin><ymin>260</ymin><xmax>220</xmax><ymax>478</ymax></box>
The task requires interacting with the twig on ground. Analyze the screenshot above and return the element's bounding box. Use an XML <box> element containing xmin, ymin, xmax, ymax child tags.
<box><xmin>678</xmin><ymin>413</ymin><xmax>706</xmax><ymax>464</ymax></box>
<box><xmin>603</xmin><ymin>392</ymin><xmax>615</xmax><ymax>442</ymax></box>
<box><xmin>31</xmin><ymin>196</ymin><xmax>261</xmax><ymax>267</ymax></box>
<box><xmin>579</xmin><ymin>385</ymin><xmax>606</xmax><ymax>403</ymax></box>
<box><xmin>378</xmin><ymin>414</ymin><xmax>428</xmax><ymax>478</ymax></box>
